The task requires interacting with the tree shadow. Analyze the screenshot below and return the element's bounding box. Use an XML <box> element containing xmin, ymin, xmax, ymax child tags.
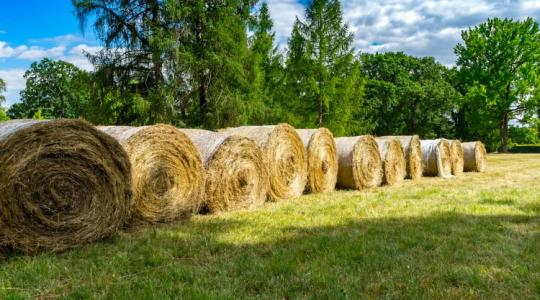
<box><xmin>0</xmin><ymin>212</ymin><xmax>539</xmax><ymax>298</ymax></box>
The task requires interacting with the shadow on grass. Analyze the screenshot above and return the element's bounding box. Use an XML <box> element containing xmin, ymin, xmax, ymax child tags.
<box><xmin>1</xmin><ymin>212</ymin><xmax>539</xmax><ymax>299</ymax></box>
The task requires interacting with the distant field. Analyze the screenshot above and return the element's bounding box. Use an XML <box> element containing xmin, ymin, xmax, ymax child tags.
<box><xmin>1</xmin><ymin>154</ymin><xmax>539</xmax><ymax>299</ymax></box>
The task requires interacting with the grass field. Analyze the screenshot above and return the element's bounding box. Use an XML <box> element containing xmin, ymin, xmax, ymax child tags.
<box><xmin>1</xmin><ymin>154</ymin><xmax>539</xmax><ymax>299</ymax></box>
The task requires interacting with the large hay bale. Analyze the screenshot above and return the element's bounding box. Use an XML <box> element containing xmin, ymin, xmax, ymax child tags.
<box><xmin>462</xmin><ymin>141</ymin><xmax>487</xmax><ymax>172</ymax></box>
<box><xmin>375</xmin><ymin>138</ymin><xmax>407</xmax><ymax>185</ymax></box>
<box><xmin>220</xmin><ymin>124</ymin><xmax>307</xmax><ymax>200</ymax></box>
<box><xmin>179</xmin><ymin>129</ymin><xmax>269</xmax><ymax>213</ymax></box>
<box><xmin>450</xmin><ymin>140</ymin><xmax>464</xmax><ymax>176</ymax></box>
<box><xmin>380</xmin><ymin>135</ymin><xmax>423</xmax><ymax>180</ymax></box>
<box><xmin>99</xmin><ymin>124</ymin><xmax>204</xmax><ymax>223</ymax></box>
<box><xmin>296</xmin><ymin>128</ymin><xmax>338</xmax><ymax>193</ymax></box>
<box><xmin>420</xmin><ymin>139</ymin><xmax>452</xmax><ymax>178</ymax></box>
<box><xmin>334</xmin><ymin>135</ymin><xmax>383</xmax><ymax>189</ymax></box>
<box><xmin>0</xmin><ymin>119</ymin><xmax>132</xmax><ymax>253</ymax></box>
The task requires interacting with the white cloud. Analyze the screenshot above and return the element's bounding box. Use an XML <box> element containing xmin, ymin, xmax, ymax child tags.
<box><xmin>266</xmin><ymin>0</ymin><xmax>305</xmax><ymax>47</ymax></box>
<box><xmin>0</xmin><ymin>41</ymin><xmax>27</xmax><ymax>58</ymax></box>
<box><xmin>16</xmin><ymin>45</ymin><xmax>66</xmax><ymax>60</ymax></box>
<box><xmin>0</xmin><ymin>69</ymin><xmax>26</xmax><ymax>107</ymax></box>
<box><xmin>60</xmin><ymin>44</ymin><xmax>103</xmax><ymax>71</ymax></box>
<box><xmin>266</xmin><ymin>0</ymin><xmax>540</xmax><ymax>65</ymax></box>
<box><xmin>29</xmin><ymin>34</ymin><xmax>86</xmax><ymax>44</ymax></box>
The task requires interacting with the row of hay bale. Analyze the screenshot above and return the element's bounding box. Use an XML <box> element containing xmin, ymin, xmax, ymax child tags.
<box><xmin>0</xmin><ymin>119</ymin><xmax>487</xmax><ymax>253</ymax></box>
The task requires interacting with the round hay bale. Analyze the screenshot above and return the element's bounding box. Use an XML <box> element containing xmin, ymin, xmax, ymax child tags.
<box><xmin>179</xmin><ymin>129</ymin><xmax>269</xmax><ymax>213</ymax></box>
<box><xmin>334</xmin><ymin>135</ymin><xmax>383</xmax><ymax>189</ymax></box>
<box><xmin>99</xmin><ymin>124</ymin><xmax>204</xmax><ymax>224</ymax></box>
<box><xmin>296</xmin><ymin>128</ymin><xmax>338</xmax><ymax>193</ymax></box>
<box><xmin>380</xmin><ymin>135</ymin><xmax>423</xmax><ymax>180</ymax></box>
<box><xmin>0</xmin><ymin>119</ymin><xmax>132</xmax><ymax>253</ymax></box>
<box><xmin>462</xmin><ymin>141</ymin><xmax>487</xmax><ymax>172</ymax></box>
<box><xmin>375</xmin><ymin>138</ymin><xmax>407</xmax><ymax>185</ymax></box>
<box><xmin>220</xmin><ymin>124</ymin><xmax>307</xmax><ymax>201</ymax></box>
<box><xmin>450</xmin><ymin>140</ymin><xmax>464</xmax><ymax>176</ymax></box>
<box><xmin>420</xmin><ymin>139</ymin><xmax>452</xmax><ymax>178</ymax></box>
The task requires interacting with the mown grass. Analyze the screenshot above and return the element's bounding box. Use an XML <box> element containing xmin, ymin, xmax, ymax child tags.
<box><xmin>1</xmin><ymin>154</ymin><xmax>539</xmax><ymax>299</ymax></box>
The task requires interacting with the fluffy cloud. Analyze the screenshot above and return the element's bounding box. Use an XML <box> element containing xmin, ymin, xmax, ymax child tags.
<box><xmin>267</xmin><ymin>0</ymin><xmax>540</xmax><ymax>65</ymax></box>
<box><xmin>0</xmin><ymin>69</ymin><xmax>26</xmax><ymax>107</ymax></box>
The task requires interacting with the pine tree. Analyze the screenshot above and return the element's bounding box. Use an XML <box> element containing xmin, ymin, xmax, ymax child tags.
<box><xmin>283</xmin><ymin>0</ymin><xmax>365</xmax><ymax>135</ymax></box>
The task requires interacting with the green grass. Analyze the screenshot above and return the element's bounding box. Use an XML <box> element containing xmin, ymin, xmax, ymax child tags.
<box><xmin>1</xmin><ymin>154</ymin><xmax>539</xmax><ymax>299</ymax></box>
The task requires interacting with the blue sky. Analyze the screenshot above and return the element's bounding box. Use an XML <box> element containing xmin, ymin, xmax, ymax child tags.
<box><xmin>1</xmin><ymin>0</ymin><xmax>540</xmax><ymax>107</ymax></box>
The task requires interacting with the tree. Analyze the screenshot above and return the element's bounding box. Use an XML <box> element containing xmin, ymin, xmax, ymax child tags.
<box><xmin>73</xmin><ymin>0</ymin><xmax>171</xmax><ymax>123</ymax></box>
<box><xmin>0</xmin><ymin>77</ymin><xmax>8</xmax><ymax>121</ymax></box>
<box><xmin>361</xmin><ymin>52</ymin><xmax>458</xmax><ymax>138</ymax></box>
<box><xmin>248</xmin><ymin>2</ymin><xmax>283</xmax><ymax>123</ymax></box>
<box><xmin>455</xmin><ymin>17</ymin><xmax>540</xmax><ymax>152</ymax></box>
<box><xmin>167</xmin><ymin>0</ymin><xmax>263</xmax><ymax>128</ymax></box>
<box><xmin>282</xmin><ymin>0</ymin><xmax>366</xmax><ymax>135</ymax></box>
<box><xmin>7</xmin><ymin>58</ymin><xmax>90</xmax><ymax>119</ymax></box>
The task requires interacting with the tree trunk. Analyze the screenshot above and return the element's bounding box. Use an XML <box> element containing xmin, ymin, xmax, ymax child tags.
<box><xmin>499</xmin><ymin>112</ymin><xmax>509</xmax><ymax>152</ymax></box>
<box><xmin>198</xmin><ymin>72</ymin><xmax>208</xmax><ymax>124</ymax></box>
<box><xmin>318</xmin><ymin>96</ymin><xmax>323</xmax><ymax>127</ymax></box>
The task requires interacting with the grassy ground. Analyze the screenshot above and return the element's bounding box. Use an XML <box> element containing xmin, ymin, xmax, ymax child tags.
<box><xmin>1</xmin><ymin>154</ymin><xmax>539</xmax><ymax>299</ymax></box>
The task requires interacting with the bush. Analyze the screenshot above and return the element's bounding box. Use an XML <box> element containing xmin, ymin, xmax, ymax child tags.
<box><xmin>509</xmin><ymin>144</ymin><xmax>540</xmax><ymax>153</ymax></box>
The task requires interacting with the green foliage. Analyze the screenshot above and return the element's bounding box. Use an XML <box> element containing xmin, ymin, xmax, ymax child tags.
<box><xmin>7</xmin><ymin>58</ymin><xmax>91</xmax><ymax>119</ymax></box>
<box><xmin>280</xmin><ymin>0</ymin><xmax>366</xmax><ymax>136</ymax></box>
<box><xmin>0</xmin><ymin>77</ymin><xmax>8</xmax><ymax>122</ymax></box>
<box><xmin>455</xmin><ymin>17</ymin><xmax>540</xmax><ymax>152</ymax></box>
<box><xmin>361</xmin><ymin>52</ymin><xmax>459</xmax><ymax>138</ymax></box>
<box><xmin>509</xmin><ymin>126</ymin><xmax>539</xmax><ymax>145</ymax></box>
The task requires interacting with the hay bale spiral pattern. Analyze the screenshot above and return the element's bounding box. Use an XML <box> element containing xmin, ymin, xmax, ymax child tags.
<box><xmin>0</xmin><ymin>119</ymin><xmax>132</xmax><ymax>253</ymax></box>
<box><xmin>381</xmin><ymin>135</ymin><xmax>423</xmax><ymax>180</ymax></box>
<box><xmin>221</xmin><ymin>124</ymin><xmax>307</xmax><ymax>201</ymax></box>
<box><xmin>296</xmin><ymin>128</ymin><xmax>338</xmax><ymax>193</ymax></box>
<box><xmin>99</xmin><ymin>125</ymin><xmax>204</xmax><ymax>224</ymax></box>
<box><xmin>450</xmin><ymin>140</ymin><xmax>464</xmax><ymax>176</ymax></box>
<box><xmin>180</xmin><ymin>129</ymin><xmax>269</xmax><ymax>213</ymax></box>
<box><xmin>375</xmin><ymin>138</ymin><xmax>407</xmax><ymax>185</ymax></box>
<box><xmin>335</xmin><ymin>135</ymin><xmax>383</xmax><ymax>189</ymax></box>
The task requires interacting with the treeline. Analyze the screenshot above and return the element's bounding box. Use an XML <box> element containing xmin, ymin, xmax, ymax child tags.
<box><xmin>1</xmin><ymin>0</ymin><xmax>539</xmax><ymax>152</ymax></box>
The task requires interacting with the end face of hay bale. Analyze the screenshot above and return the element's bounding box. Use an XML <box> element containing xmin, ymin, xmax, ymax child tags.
<box><xmin>297</xmin><ymin>128</ymin><xmax>338</xmax><ymax>193</ymax></box>
<box><xmin>375</xmin><ymin>138</ymin><xmax>407</xmax><ymax>185</ymax></box>
<box><xmin>204</xmin><ymin>135</ymin><xmax>269</xmax><ymax>212</ymax></box>
<box><xmin>222</xmin><ymin>124</ymin><xmax>307</xmax><ymax>201</ymax></box>
<box><xmin>421</xmin><ymin>139</ymin><xmax>453</xmax><ymax>178</ymax></box>
<box><xmin>379</xmin><ymin>136</ymin><xmax>423</xmax><ymax>180</ymax></box>
<box><xmin>450</xmin><ymin>140</ymin><xmax>464</xmax><ymax>176</ymax></box>
<box><xmin>0</xmin><ymin>119</ymin><xmax>132</xmax><ymax>253</ymax></box>
<box><xmin>462</xmin><ymin>141</ymin><xmax>487</xmax><ymax>172</ymax></box>
<box><xmin>100</xmin><ymin>124</ymin><xmax>205</xmax><ymax>224</ymax></box>
<box><xmin>335</xmin><ymin>135</ymin><xmax>383</xmax><ymax>189</ymax></box>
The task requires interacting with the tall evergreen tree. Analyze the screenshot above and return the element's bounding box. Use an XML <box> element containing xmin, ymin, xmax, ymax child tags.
<box><xmin>283</xmin><ymin>0</ymin><xmax>365</xmax><ymax>135</ymax></box>
<box><xmin>167</xmin><ymin>0</ymin><xmax>262</xmax><ymax>128</ymax></box>
<box><xmin>72</xmin><ymin>0</ymin><xmax>171</xmax><ymax>123</ymax></box>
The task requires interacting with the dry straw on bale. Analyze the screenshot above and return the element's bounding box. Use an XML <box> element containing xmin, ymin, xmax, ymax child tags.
<box><xmin>380</xmin><ymin>135</ymin><xmax>423</xmax><ymax>180</ymax></box>
<box><xmin>179</xmin><ymin>129</ymin><xmax>269</xmax><ymax>213</ymax></box>
<box><xmin>0</xmin><ymin>119</ymin><xmax>132</xmax><ymax>253</ymax></box>
<box><xmin>450</xmin><ymin>140</ymin><xmax>464</xmax><ymax>176</ymax></box>
<box><xmin>296</xmin><ymin>128</ymin><xmax>338</xmax><ymax>193</ymax></box>
<box><xmin>462</xmin><ymin>141</ymin><xmax>487</xmax><ymax>172</ymax></box>
<box><xmin>220</xmin><ymin>124</ymin><xmax>307</xmax><ymax>201</ymax></box>
<box><xmin>375</xmin><ymin>138</ymin><xmax>407</xmax><ymax>185</ymax></box>
<box><xmin>334</xmin><ymin>135</ymin><xmax>383</xmax><ymax>189</ymax></box>
<box><xmin>420</xmin><ymin>139</ymin><xmax>452</xmax><ymax>178</ymax></box>
<box><xmin>99</xmin><ymin>124</ymin><xmax>204</xmax><ymax>224</ymax></box>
